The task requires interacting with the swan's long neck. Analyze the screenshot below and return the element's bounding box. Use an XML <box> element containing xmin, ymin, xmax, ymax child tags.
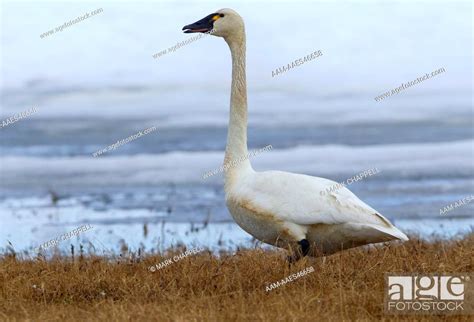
<box><xmin>224</xmin><ymin>33</ymin><xmax>252</xmax><ymax>188</ymax></box>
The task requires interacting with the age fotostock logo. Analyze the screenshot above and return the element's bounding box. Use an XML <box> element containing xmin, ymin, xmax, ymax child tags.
<box><xmin>385</xmin><ymin>274</ymin><xmax>473</xmax><ymax>315</ymax></box>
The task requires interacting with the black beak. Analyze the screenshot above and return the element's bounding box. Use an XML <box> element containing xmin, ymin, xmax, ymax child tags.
<box><xmin>182</xmin><ymin>13</ymin><xmax>217</xmax><ymax>33</ymax></box>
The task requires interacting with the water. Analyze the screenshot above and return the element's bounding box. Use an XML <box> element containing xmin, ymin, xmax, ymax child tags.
<box><xmin>1</xmin><ymin>0</ymin><xmax>472</xmax><ymax>254</ymax></box>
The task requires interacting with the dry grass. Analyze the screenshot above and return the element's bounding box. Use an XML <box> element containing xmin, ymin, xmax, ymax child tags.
<box><xmin>0</xmin><ymin>234</ymin><xmax>472</xmax><ymax>321</ymax></box>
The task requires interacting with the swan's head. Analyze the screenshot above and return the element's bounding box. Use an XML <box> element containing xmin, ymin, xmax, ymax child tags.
<box><xmin>182</xmin><ymin>8</ymin><xmax>244</xmax><ymax>39</ymax></box>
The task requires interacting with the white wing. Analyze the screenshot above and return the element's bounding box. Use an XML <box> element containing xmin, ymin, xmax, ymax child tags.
<box><xmin>234</xmin><ymin>170</ymin><xmax>408</xmax><ymax>240</ymax></box>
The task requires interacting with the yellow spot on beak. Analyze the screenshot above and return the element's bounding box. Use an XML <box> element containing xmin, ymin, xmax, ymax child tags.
<box><xmin>212</xmin><ymin>15</ymin><xmax>220</xmax><ymax>21</ymax></box>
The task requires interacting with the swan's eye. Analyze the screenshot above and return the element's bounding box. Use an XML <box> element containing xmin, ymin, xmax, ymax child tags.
<box><xmin>219</xmin><ymin>14</ymin><xmax>224</xmax><ymax>17</ymax></box>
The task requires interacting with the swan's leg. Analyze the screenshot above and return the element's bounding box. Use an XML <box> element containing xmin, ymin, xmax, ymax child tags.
<box><xmin>286</xmin><ymin>238</ymin><xmax>310</xmax><ymax>264</ymax></box>
<box><xmin>298</xmin><ymin>239</ymin><xmax>310</xmax><ymax>256</ymax></box>
<box><xmin>278</xmin><ymin>222</ymin><xmax>309</xmax><ymax>264</ymax></box>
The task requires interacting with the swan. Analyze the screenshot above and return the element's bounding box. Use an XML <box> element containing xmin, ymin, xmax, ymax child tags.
<box><xmin>182</xmin><ymin>8</ymin><xmax>408</xmax><ymax>261</ymax></box>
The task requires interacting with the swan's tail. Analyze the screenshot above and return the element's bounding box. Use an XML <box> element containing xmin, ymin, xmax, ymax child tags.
<box><xmin>372</xmin><ymin>224</ymin><xmax>409</xmax><ymax>241</ymax></box>
<box><xmin>390</xmin><ymin>226</ymin><xmax>409</xmax><ymax>241</ymax></box>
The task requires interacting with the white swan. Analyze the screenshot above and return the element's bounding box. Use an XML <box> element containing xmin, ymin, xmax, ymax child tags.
<box><xmin>183</xmin><ymin>8</ymin><xmax>408</xmax><ymax>260</ymax></box>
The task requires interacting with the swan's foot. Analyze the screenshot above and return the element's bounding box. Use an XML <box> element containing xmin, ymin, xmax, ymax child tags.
<box><xmin>286</xmin><ymin>239</ymin><xmax>310</xmax><ymax>264</ymax></box>
<box><xmin>298</xmin><ymin>239</ymin><xmax>310</xmax><ymax>257</ymax></box>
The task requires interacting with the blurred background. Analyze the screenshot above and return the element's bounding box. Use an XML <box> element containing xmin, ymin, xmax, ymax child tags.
<box><xmin>1</xmin><ymin>0</ymin><xmax>473</xmax><ymax>255</ymax></box>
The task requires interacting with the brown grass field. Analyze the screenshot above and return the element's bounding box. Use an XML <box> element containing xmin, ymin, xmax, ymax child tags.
<box><xmin>0</xmin><ymin>234</ymin><xmax>473</xmax><ymax>321</ymax></box>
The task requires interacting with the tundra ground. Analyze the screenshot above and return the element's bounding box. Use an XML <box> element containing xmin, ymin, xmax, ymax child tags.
<box><xmin>0</xmin><ymin>234</ymin><xmax>472</xmax><ymax>321</ymax></box>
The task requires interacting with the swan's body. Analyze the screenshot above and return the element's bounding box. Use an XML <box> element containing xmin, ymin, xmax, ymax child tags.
<box><xmin>183</xmin><ymin>9</ymin><xmax>408</xmax><ymax>258</ymax></box>
<box><xmin>228</xmin><ymin>169</ymin><xmax>410</xmax><ymax>255</ymax></box>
